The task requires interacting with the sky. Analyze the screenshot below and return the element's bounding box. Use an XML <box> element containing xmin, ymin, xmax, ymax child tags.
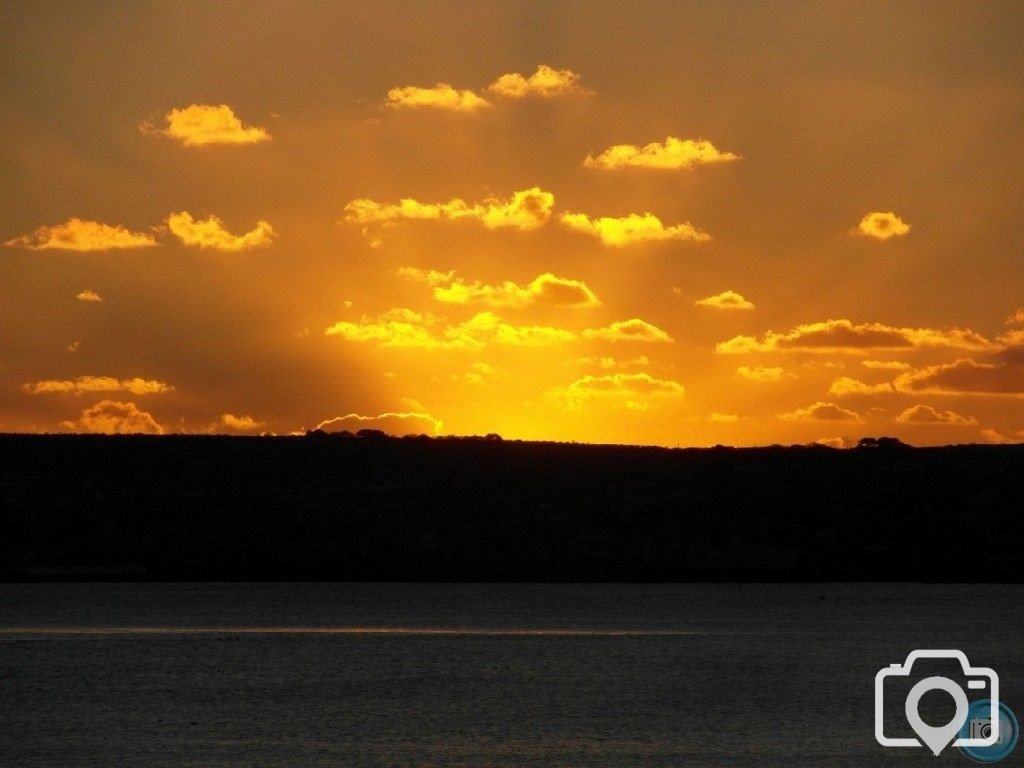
<box><xmin>1</xmin><ymin>0</ymin><xmax>1023</xmax><ymax>446</ymax></box>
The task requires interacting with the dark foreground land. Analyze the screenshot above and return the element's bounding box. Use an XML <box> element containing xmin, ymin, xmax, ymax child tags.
<box><xmin>1</xmin><ymin>434</ymin><xmax>1022</xmax><ymax>582</ymax></box>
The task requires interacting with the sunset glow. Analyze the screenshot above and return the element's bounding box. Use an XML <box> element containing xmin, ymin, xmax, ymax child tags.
<box><xmin>2</xmin><ymin>2</ymin><xmax>1022</xmax><ymax>446</ymax></box>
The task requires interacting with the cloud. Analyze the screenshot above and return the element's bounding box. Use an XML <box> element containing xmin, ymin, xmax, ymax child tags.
<box><xmin>411</xmin><ymin>270</ymin><xmax>600</xmax><ymax>308</ymax></box>
<box><xmin>488</xmin><ymin>64</ymin><xmax>589</xmax><ymax>98</ymax></box>
<box><xmin>582</xmin><ymin>319</ymin><xmax>673</xmax><ymax>343</ymax></box>
<box><xmin>24</xmin><ymin>376</ymin><xmax>173</xmax><ymax>395</ymax></box>
<box><xmin>386</xmin><ymin>83</ymin><xmax>490</xmax><ymax>112</ymax></box>
<box><xmin>694</xmin><ymin>290</ymin><xmax>755</xmax><ymax>310</ymax></box>
<box><xmin>396</xmin><ymin>267</ymin><xmax>456</xmax><ymax>285</ymax></box>
<box><xmin>828</xmin><ymin>377</ymin><xmax>896</xmax><ymax>396</ymax></box>
<box><xmin>326</xmin><ymin>310</ymin><xmax>669</xmax><ymax>350</ymax></box>
<box><xmin>979</xmin><ymin>428</ymin><xmax>1024</xmax><ymax>444</ymax></box>
<box><xmin>452</xmin><ymin>361</ymin><xmax>498</xmax><ymax>385</ymax></box>
<box><xmin>777</xmin><ymin>401</ymin><xmax>863</xmax><ymax>422</ymax></box>
<box><xmin>815</xmin><ymin>437</ymin><xmax>848</xmax><ymax>449</ymax></box>
<box><xmin>5</xmin><ymin>218</ymin><xmax>157</xmax><ymax>251</ymax></box>
<box><xmin>892</xmin><ymin>353</ymin><xmax>1024</xmax><ymax>396</ymax></box>
<box><xmin>76</xmin><ymin>289</ymin><xmax>103</xmax><ymax>302</ymax></box>
<box><xmin>142</xmin><ymin>104</ymin><xmax>270</xmax><ymax>146</ymax></box>
<box><xmin>1006</xmin><ymin>308</ymin><xmax>1024</xmax><ymax>325</ymax></box>
<box><xmin>218</xmin><ymin>413</ymin><xmax>265</xmax><ymax>432</ymax></box>
<box><xmin>707</xmin><ymin>412</ymin><xmax>740</xmax><ymax>423</ymax></box>
<box><xmin>998</xmin><ymin>329</ymin><xmax>1024</xmax><ymax>347</ymax></box>
<box><xmin>325</xmin><ymin>308</ymin><xmax>575</xmax><ymax>350</ymax></box>
<box><xmin>895</xmin><ymin>404</ymin><xmax>978</xmax><ymax>426</ymax></box>
<box><xmin>547</xmin><ymin>372</ymin><xmax>684</xmax><ymax>410</ymax></box>
<box><xmin>574</xmin><ymin>355</ymin><xmax>650</xmax><ymax>370</ymax></box>
<box><xmin>736</xmin><ymin>365</ymin><xmax>792</xmax><ymax>383</ymax></box>
<box><xmin>315</xmin><ymin>411</ymin><xmax>443</xmax><ymax>436</ymax></box>
<box><xmin>862</xmin><ymin>360</ymin><xmax>911</xmax><ymax>370</ymax></box>
<box><xmin>166</xmin><ymin>212</ymin><xmax>276</xmax><ymax>251</ymax></box>
<box><xmin>716</xmin><ymin>319</ymin><xmax>995</xmax><ymax>354</ymax></box>
<box><xmin>560</xmin><ymin>212</ymin><xmax>710</xmax><ymax>247</ymax></box>
<box><xmin>60</xmin><ymin>400</ymin><xmax>164</xmax><ymax>434</ymax></box>
<box><xmin>853</xmin><ymin>211</ymin><xmax>911</xmax><ymax>240</ymax></box>
<box><xmin>461</xmin><ymin>312</ymin><xmax>578</xmax><ymax>346</ymax></box>
<box><xmin>584</xmin><ymin>137</ymin><xmax>739</xmax><ymax>170</ymax></box>
<box><xmin>344</xmin><ymin>188</ymin><xmax>554</xmax><ymax>235</ymax></box>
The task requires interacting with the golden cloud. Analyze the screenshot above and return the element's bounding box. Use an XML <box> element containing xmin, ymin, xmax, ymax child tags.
<box><xmin>707</xmin><ymin>412</ymin><xmax>740</xmax><ymax>423</ymax></box>
<box><xmin>560</xmin><ymin>212</ymin><xmax>710</xmax><ymax>247</ymax></box>
<box><xmin>345</xmin><ymin>187</ymin><xmax>554</xmax><ymax>235</ymax></box>
<box><xmin>998</xmin><ymin>329</ymin><xmax>1024</xmax><ymax>347</ymax></box>
<box><xmin>815</xmin><ymin>437</ymin><xmax>848</xmax><ymax>449</ymax></box>
<box><xmin>892</xmin><ymin>354</ymin><xmax>1024</xmax><ymax>396</ymax></box>
<box><xmin>862</xmin><ymin>360</ymin><xmax>911</xmax><ymax>370</ymax></box>
<box><xmin>574</xmin><ymin>355</ymin><xmax>651</xmax><ymax>370</ymax></box>
<box><xmin>980</xmin><ymin>428</ymin><xmax>1024</xmax><ymax>444</ymax></box>
<box><xmin>548</xmin><ymin>371</ymin><xmax>684</xmax><ymax>410</ymax></box>
<box><xmin>488</xmin><ymin>64</ymin><xmax>589</xmax><ymax>98</ymax></box>
<box><xmin>777</xmin><ymin>401</ymin><xmax>862</xmax><ymax>423</ymax></box>
<box><xmin>828</xmin><ymin>377</ymin><xmax>895</xmax><ymax>396</ymax></box>
<box><xmin>166</xmin><ymin>212</ymin><xmax>276</xmax><ymax>251</ymax></box>
<box><xmin>5</xmin><ymin>218</ymin><xmax>157</xmax><ymax>251</ymax></box>
<box><xmin>853</xmin><ymin>211</ymin><xmax>911</xmax><ymax>240</ymax></box>
<box><xmin>716</xmin><ymin>319</ymin><xmax>995</xmax><ymax>354</ymax></box>
<box><xmin>895</xmin><ymin>404</ymin><xmax>978</xmax><ymax>426</ymax></box>
<box><xmin>325</xmin><ymin>309</ymin><xmax>575</xmax><ymax>350</ymax></box>
<box><xmin>315</xmin><ymin>411</ymin><xmax>443</xmax><ymax>436</ymax></box>
<box><xmin>218</xmin><ymin>413</ymin><xmax>265</xmax><ymax>432</ymax></box>
<box><xmin>60</xmin><ymin>400</ymin><xmax>164</xmax><ymax>434</ymax></box>
<box><xmin>76</xmin><ymin>289</ymin><xmax>103</xmax><ymax>302</ymax></box>
<box><xmin>695</xmin><ymin>290</ymin><xmax>755</xmax><ymax>310</ymax></box>
<box><xmin>143</xmin><ymin>104</ymin><xmax>270</xmax><ymax>146</ymax></box>
<box><xmin>24</xmin><ymin>376</ymin><xmax>173</xmax><ymax>395</ymax></box>
<box><xmin>582</xmin><ymin>319</ymin><xmax>673</xmax><ymax>343</ymax></box>
<box><xmin>1006</xmin><ymin>308</ymin><xmax>1024</xmax><ymax>325</ymax></box>
<box><xmin>423</xmin><ymin>271</ymin><xmax>600</xmax><ymax>308</ymax></box>
<box><xmin>584</xmin><ymin>137</ymin><xmax>739</xmax><ymax>170</ymax></box>
<box><xmin>386</xmin><ymin>83</ymin><xmax>490</xmax><ymax>112</ymax></box>
<box><xmin>736</xmin><ymin>365</ymin><xmax>792</xmax><ymax>383</ymax></box>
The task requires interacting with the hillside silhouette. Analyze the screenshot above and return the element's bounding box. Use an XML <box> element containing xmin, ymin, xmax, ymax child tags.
<box><xmin>1</xmin><ymin>433</ymin><xmax>1022</xmax><ymax>582</ymax></box>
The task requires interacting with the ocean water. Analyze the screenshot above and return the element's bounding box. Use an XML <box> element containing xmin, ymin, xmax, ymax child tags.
<box><xmin>1</xmin><ymin>583</ymin><xmax>1022</xmax><ymax>767</ymax></box>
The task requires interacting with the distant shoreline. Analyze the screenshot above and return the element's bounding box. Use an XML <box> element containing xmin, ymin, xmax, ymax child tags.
<box><xmin>2</xmin><ymin>434</ymin><xmax>1022</xmax><ymax>584</ymax></box>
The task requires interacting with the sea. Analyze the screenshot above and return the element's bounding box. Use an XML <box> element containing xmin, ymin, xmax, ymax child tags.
<box><xmin>2</xmin><ymin>583</ymin><xmax>1022</xmax><ymax>767</ymax></box>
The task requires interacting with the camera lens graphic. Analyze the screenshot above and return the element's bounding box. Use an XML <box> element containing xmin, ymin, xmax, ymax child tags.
<box><xmin>959</xmin><ymin>700</ymin><xmax>1020</xmax><ymax>764</ymax></box>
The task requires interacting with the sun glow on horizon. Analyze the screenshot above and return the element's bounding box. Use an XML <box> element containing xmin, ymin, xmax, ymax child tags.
<box><xmin>1</xmin><ymin>3</ymin><xmax>1023</xmax><ymax>447</ymax></box>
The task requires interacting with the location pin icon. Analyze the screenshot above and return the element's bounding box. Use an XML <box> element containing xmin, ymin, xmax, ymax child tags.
<box><xmin>905</xmin><ymin>677</ymin><xmax>969</xmax><ymax>756</ymax></box>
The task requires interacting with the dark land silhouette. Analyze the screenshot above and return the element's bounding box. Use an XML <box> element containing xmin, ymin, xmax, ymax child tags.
<box><xmin>1</xmin><ymin>433</ymin><xmax>1022</xmax><ymax>582</ymax></box>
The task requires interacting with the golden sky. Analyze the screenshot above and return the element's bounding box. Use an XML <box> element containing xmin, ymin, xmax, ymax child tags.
<box><xmin>2</xmin><ymin>1</ymin><xmax>1023</xmax><ymax>446</ymax></box>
